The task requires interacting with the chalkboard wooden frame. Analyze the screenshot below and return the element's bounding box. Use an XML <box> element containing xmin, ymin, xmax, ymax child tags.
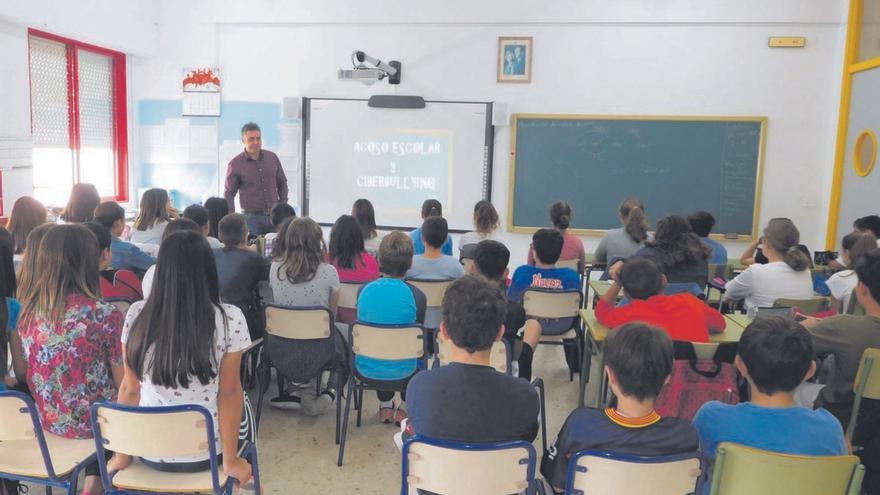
<box><xmin>507</xmin><ymin>113</ymin><xmax>768</xmax><ymax>240</ymax></box>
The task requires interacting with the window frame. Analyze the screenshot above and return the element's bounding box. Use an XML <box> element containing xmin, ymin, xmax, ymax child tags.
<box><xmin>27</xmin><ymin>28</ymin><xmax>129</xmax><ymax>203</ymax></box>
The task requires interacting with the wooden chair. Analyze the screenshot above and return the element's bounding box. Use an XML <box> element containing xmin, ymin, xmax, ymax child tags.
<box><xmin>338</xmin><ymin>321</ymin><xmax>428</xmax><ymax>466</ymax></box>
<box><xmin>847</xmin><ymin>348</ymin><xmax>880</xmax><ymax>443</ymax></box>
<box><xmin>336</xmin><ymin>281</ymin><xmax>363</xmax><ymax>325</ymax></box>
<box><xmin>90</xmin><ymin>402</ymin><xmax>261</xmax><ymax>495</ymax></box>
<box><xmin>406</xmin><ymin>278</ymin><xmax>455</xmax><ymax>350</ymax></box>
<box><xmin>773</xmin><ymin>296</ymin><xmax>833</xmax><ymax>316</ymax></box>
<box><xmin>401</xmin><ymin>436</ymin><xmax>544</xmax><ymax>495</ymax></box>
<box><xmin>257</xmin><ymin>305</ymin><xmax>344</xmax><ymax>441</ymax></box>
<box><xmin>709</xmin><ymin>442</ymin><xmax>864</xmax><ymax>495</ymax></box>
<box><xmin>565</xmin><ymin>450</ymin><xmax>702</xmax><ymax>495</ymax></box>
<box><xmin>522</xmin><ymin>289</ymin><xmax>587</xmax><ymax>406</ymax></box>
<box><xmin>0</xmin><ymin>391</ymin><xmax>96</xmax><ymax>495</ymax></box>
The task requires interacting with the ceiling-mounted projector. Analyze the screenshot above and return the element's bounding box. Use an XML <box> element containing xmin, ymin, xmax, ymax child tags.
<box><xmin>338</xmin><ymin>50</ymin><xmax>401</xmax><ymax>85</ymax></box>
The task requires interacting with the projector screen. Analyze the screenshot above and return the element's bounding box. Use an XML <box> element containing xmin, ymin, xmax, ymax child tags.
<box><xmin>303</xmin><ymin>98</ymin><xmax>494</xmax><ymax>231</ymax></box>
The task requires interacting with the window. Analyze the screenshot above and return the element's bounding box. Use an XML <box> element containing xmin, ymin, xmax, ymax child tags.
<box><xmin>28</xmin><ymin>29</ymin><xmax>128</xmax><ymax>206</ymax></box>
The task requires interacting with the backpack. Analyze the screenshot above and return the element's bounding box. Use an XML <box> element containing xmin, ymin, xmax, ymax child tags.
<box><xmin>655</xmin><ymin>341</ymin><xmax>740</xmax><ymax>421</ymax></box>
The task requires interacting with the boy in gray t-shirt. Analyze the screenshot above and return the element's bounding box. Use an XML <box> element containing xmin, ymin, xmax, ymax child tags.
<box><xmin>405</xmin><ymin>217</ymin><xmax>465</xmax><ymax>281</ymax></box>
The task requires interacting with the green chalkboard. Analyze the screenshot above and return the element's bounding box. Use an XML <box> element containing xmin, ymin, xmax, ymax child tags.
<box><xmin>508</xmin><ymin>115</ymin><xmax>766</xmax><ymax>238</ymax></box>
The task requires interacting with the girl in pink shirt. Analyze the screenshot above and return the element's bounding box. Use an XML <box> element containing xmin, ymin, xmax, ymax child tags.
<box><xmin>327</xmin><ymin>215</ymin><xmax>380</xmax><ymax>283</ymax></box>
<box><xmin>528</xmin><ymin>201</ymin><xmax>585</xmax><ymax>272</ymax></box>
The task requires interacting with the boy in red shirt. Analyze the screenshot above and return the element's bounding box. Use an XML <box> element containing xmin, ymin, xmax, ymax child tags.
<box><xmin>597</xmin><ymin>256</ymin><xmax>725</xmax><ymax>342</ymax></box>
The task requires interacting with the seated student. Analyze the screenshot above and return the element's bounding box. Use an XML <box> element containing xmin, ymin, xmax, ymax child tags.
<box><xmin>0</xmin><ymin>262</ymin><xmax>23</xmax><ymax>393</ymax></box>
<box><xmin>328</xmin><ymin>214</ymin><xmax>379</xmax><ymax>283</ymax></box>
<box><xmin>688</xmin><ymin>210</ymin><xmax>728</xmax><ymax>264</ymax></box>
<box><xmin>508</xmin><ymin>228</ymin><xmax>581</xmax><ymax>303</ymax></box>
<box><xmin>264</xmin><ymin>202</ymin><xmax>296</xmax><ymax>257</ymax></box>
<box><xmin>597</xmin><ymin>256</ymin><xmax>725</xmax><ymax>343</ymax></box>
<box><xmin>59</xmin><ymin>182</ymin><xmax>100</xmax><ymax>223</ymax></box>
<box><xmin>740</xmin><ymin>217</ymin><xmax>814</xmax><ymax>267</ymax></box>
<box><xmin>542</xmin><ymin>323</ymin><xmax>699</xmax><ymax>494</ymax></box>
<box><xmin>800</xmin><ymin>248</ymin><xmax>880</xmax><ymax>425</ymax></box>
<box><xmin>94</xmin><ymin>201</ymin><xmax>156</xmax><ymax>273</ymax></box>
<box><xmin>111</xmin><ymin>230</ymin><xmax>253</xmax><ymax>484</ymax></box>
<box><xmin>215</xmin><ymin>213</ymin><xmax>271</xmax><ymax>340</ymax></box>
<box><xmin>204</xmin><ymin>196</ymin><xmax>229</xmax><ymax>240</ymax></box>
<box><xmin>183</xmin><ymin>204</ymin><xmax>223</xmax><ymax>248</ymax></box>
<box><xmin>693</xmin><ymin>317</ymin><xmax>846</xmax><ymax>464</ymax></box>
<box><xmin>406</xmin><ymin>217</ymin><xmax>465</xmax><ymax>280</ymax></box>
<box><xmin>17</xmin><ymin>224</ymin><xmax>124</xmax><ymax>494</ymax></box>
<box><xmin>141</xmin><ymin>218</ymin><xmax>202</xmax><ymax>300</ymax></box>
<box><xmin>724</xmin><ymin>218</ymin><xmax>814</xmax><ymax>312</ymax></box>
<box><xmin>268</xmin><ymin>217</ymin><xmax>345</xmax><ymax>415</ymax></box>
<box><xmin>471</xmin><ymin>240</ymin><xmax>540</xmax><ymax>381</ymax></box>
<box><xmin>128</xmin><ymin>188</ymin><xmax>179</xmax><ymax>244</ymax></box>
<box><xmin>409</xmin><ymin>199</ymin><xmax>453</xmax><ymax>256</ymax></box>
<box><xmin>828</xmin><ymin>216</ymin><xmax>880</xmax><ymax>271</ymax></box>
<box><xmin>84</xmin><ymin>222</ymin><xmax>144</xmax><ymax>302</ymax></box>
<box><xmin>528</xmin><ymin>202</ymin><xmax>586</xmax><ymax>273</ymax></box>
<box><xmin>7</xmin><ymin>196</ymin><xmax>46</xmax><ymax>255</ymax></box>
<box><xmin>459</xmin><ymin>200</ymin><xmax>501</xmax><ymax>250</ymax></box>
<box><xmin>594</xmin><ymin>198</ymin><xmax>649</xmax><ymax>267</ymax></box>
<box><xmin>405</xmin><ymin>274</ymin><xmax>539</xmax><ymax>442</ymax></box>
<box><xmin>357</xmin><ymin>231</ymin><xmax>426</xmax><ymax>424</ymax></box>
<box><xmin>6</xmin><ymin>228</ymin><xmax>33</xmax><ymax>392</ymax></box>
<box><xmin>352</xmin><ymin>198</ymin><xmax>385</xmax><ymax>254</ymax></box>
<box><xmin>826</xmin><ymin>232</ymin><xmax>877</xmax><ymax>312</ymax></box>
<box><xmin>632</xmin><ymin>215</ymin><xmax>710</xmax><ymax>289</ymax></box>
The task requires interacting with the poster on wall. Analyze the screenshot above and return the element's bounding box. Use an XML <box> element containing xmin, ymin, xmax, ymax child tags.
<box><xmin>182</xmin><ymin>67</ymin><xmax>221</xmax><ymax>116</ymax></box>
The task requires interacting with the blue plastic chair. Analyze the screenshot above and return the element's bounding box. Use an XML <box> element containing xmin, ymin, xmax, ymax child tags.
<box><xmin>90</xmin><ymin>402</ymin><xmax>261</xmax><ymax>495</ymax></box>
<box><xmin>0</xmin><ymin>391</ymin><xmax>97</xmax><ymax>495</ymax></box>
<box><xmin>565</xmin><ymin>449</ymin><xmax>703</xmax><ymax>495</ymax></box>
<box><xmin>401</xmin><ymin>435</ymin><xmax>544</xmax><ymax>494</ymax></box>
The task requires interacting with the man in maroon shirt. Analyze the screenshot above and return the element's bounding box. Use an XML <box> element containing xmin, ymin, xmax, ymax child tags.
<box><xmin>224</xmin><ymin>122</ymin><xmax>289</xmax><ymax>236</ymax></box>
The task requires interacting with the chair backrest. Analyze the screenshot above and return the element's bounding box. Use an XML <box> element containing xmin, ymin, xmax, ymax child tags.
<box><xmin>0</xmin><ymin>392</ymin><xmax>39</xmax><ymax>442</ymax></box>
<box><xmin>557</xmin><ymin>258</ymin><xmax>581</xmax><ymax>273</ymax></box>
<box><xmin>665</xmin><ymin>282</ymin><xmax>704</xmax><ymax>298</ymax></box>
<box><xmin>847</xmin><ymin>294</ymin><xmax>866</xmax><ymax>316</ymax></box>
<box><xmin>709</xmin><ymin>442</ymin><xmax>864</xmax><ymax>495</ymax></box>
<box><xmin>350</xmin><ymin>322</ymin><xmax>425</xmax><ymax>360</ymax></box>
<box><xmin>264</xmin><ymin>305</ymin><xmax>332</xmax><ymax>340</ymax></box>
<box><xmin>773</xmin><ymin>297</ymin><xmax>832</xmax><ymax>316</ymax></box>
<box><xmin>848</xmin><ymin>348</ymin><xmax>880</xmax><ymax>440</ymax></box>
<box><xmin>709</xmin><ymin>263</ymin><xmax>733</xmax><ymax>281</ymax></box>
<box><xmin>402</xmin><ymin>436</ymin><xmax>537</xmax><ymax>495</ymax></box>
<box><xmin>435</xmin><ymin>331</ymin><xmax>510</xmax><ymax>374</ymax></box>
<box><xmin>338</xmin><ymin>282</ymin><xmax>362</xmax><ymax>310</ymax></box>
<box><xmin>567</xmin><ymin>450</ymin><xmax>702</xmax><ymax>495</ymax></box>
<box><xmin>106</xmin><ymin>298</ymin><xmax>131</xmax><ymax>317</ymax></box>
<box><xmin>91</xmin><ymin>403</ymin><xmax>216</xmax><ymax>460</ymax></box>
<box><xmin>522</xmin><ymin>289</ymin><xmax>582</xmax><ymax>319</ymax></box>
<box><xmin>407</xmin><ymin>279</ymin><xmax>454</xmax><ymax>307</ymax></box>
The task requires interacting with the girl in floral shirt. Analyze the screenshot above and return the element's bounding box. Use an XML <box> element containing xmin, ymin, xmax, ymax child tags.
<box><xmin>18</xmin><ymin>223</ymin><xmax>123</xmax><ymax>495</ymax></box>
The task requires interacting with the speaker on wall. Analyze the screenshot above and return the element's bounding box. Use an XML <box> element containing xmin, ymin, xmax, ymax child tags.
<box><xmin>283</xmin><ymin>97</ymin><xmax>301</xmax><ymax>120</ymax></box>
<box><xmin>492</xmin><ymin>102</ymin><xmax>510</xmax><ymax>127</ymax></box>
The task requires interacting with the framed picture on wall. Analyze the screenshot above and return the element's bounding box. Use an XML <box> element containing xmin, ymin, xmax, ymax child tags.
<box><xmin>497</xmin><ymin>37</ymin><xmax>533</xmax><ymax>83</ymax></box>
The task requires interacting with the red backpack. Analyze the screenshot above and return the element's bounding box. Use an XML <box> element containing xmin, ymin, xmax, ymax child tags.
<box><xmin>655</xmin><ymin>341</ymin><xmax>740</xmax><ymax>421</ymax></box>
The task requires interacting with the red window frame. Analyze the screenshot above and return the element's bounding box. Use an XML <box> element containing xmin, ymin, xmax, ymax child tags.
<box><xmin>27</xmin><ymin>28</ymin><xmax>128</xmax><ymax>202</ymax></box>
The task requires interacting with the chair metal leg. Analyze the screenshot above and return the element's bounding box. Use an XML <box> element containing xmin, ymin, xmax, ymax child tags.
<box><xmin>577</xmin><ymin>338</ymin><xmax>587</xmax><ymax>408</ymax></box>
<box><xmin>356</xmin><ymin>386</ymin><xmax>363</xmax><ymax>427</ymax></box>
<box><xmin>335</xmin><ymin>371</ymin><xmax>343</xmax><ymax>445</ymax></box>
<box><xmin>46</xmin><ymin>486</ymin><xmax>52</xmax><ymax>495</ymax></box>
<box><xmin>255</xmin><ymin>358</ymin><xmax>271</xmax><ymax>432</ymax></box>
<box><xmin>338</xmin><ymin>379</ymin><xmax>355</xmax><ymax>466</ymax></box>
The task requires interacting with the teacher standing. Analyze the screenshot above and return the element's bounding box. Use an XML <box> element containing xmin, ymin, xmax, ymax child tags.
<box><xmin>224</xmin><ymin>122</ymin><xmax>289</xmax><ymax>236</ymax></box>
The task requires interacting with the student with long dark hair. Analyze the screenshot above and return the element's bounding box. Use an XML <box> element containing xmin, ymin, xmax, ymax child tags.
<box><xmin>409</xmin><ymin>199</ymin><xmax>453</xmax><ymax>255</ymax></box>
<box><xmin>7</xmin><ymin>196</ymin><xmax>46</xmax><ymax>254</ymax></box>
<box><xmin>129</xmin><ymin>188</ymin><xmax>179</xmax><ymax>244</ymax></box>
<box><xmin>528</xmin><ymin>201</ymin><xmax>585</xmax><ymax>273</ymax></box>
<box><xmin>825</xmin><ymin>232</ymin><xmax>877</xmax><ymax>311</ymax></box>
<box><xmin>17</xmin><ymin>224</ymin><xmax>124</xmax><ymax>494</ymax></box>
<box><xmin>140</xmin><ymin>218</ymin><xmax>202</xmax><ymax>300</ymax></box>
<box><xmin>595</xmin><ymin>198</ymin><xmax>649</xmax><ymax>265</ymax></box>
<box><xmin>352</xmin><ymin>199</ymin><xmax>385</xmax><ymax>253</ymax></box>
<box><xmin>205</xmin><ymin>196</ymin><xmax>230</xmax><ymax>239</ymax></box>
<box><xmin>328</xmin><ymin>214</ymin><xmax>379</xmax><ymax>283</ymax></box>
<box><xmin>110</xmin><ymin>230</ymin><xmax>253</xmax><ymax>484</ymax></box>
<box><xmin>724</xmin><ymin>218</ymin><xmax>814</xmax><ymax>311</ymax></box>
<box><xmin>634</xmin><ymin>215</ymin><xmax>710</xmax><ymax>288</ymax></box>
<box><xmin>59</xmin><ymin>183</ymin><xmax>101</xmax><ymax>223</ymax></box>
<box><xmin>184</xmin><ymin>204</ymin><xmax>223</xmax><ymax>248</ymax></box>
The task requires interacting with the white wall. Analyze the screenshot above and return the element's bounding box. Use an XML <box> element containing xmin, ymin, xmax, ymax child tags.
<box><xmin>132</xmin><ymin>0</ymin><xmax>848</xmax><ymax>263</ymax></box>
<box><xmin>0</xmin><ymin>1</ymin><xmax>158</xmax><ymax>210</ymax></box>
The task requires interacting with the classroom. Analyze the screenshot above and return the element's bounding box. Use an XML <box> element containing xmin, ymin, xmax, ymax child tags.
<box><xmin>0</xmin><ymin>1</ymin><xmax>878</xmax><ymax>494</ymax></box>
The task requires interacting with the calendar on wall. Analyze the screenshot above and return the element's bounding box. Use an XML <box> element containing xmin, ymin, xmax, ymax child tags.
<box><xmin>181</xmin><ymin>67</ymin><xmax>221</xmax><ymax>117</ymax></box>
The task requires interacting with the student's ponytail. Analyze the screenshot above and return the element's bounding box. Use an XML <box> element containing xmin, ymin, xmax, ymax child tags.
<box><xmin>422</xmin><ymin>199</ymin><xmax>443</xmax><ymax>219</ymax></box>
<box><xmin>550</xmin><ymin>202</ymin><xmax>572</xmax><ymax>230</ymax></box>
<box><xmin>620</xmin><ymin>198</ymin><xmax>648</xmax><ymax>243</ymax></box>
<box><xmin>764</xmin><ymin>218</ymin><xmax>809</xmax><ymax>272</ymax></box>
